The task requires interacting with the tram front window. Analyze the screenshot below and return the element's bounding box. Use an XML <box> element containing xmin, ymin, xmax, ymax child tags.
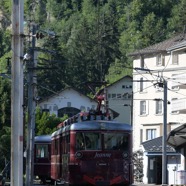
<box><xmin>76</xmin><ymin>132</ymin><xmax>101</xmax><ymax>150</ymax></box>
<box><xmin>104</xmin><ymin>133</ymin><xmax>129</xmax><ymax>150</ymax></box>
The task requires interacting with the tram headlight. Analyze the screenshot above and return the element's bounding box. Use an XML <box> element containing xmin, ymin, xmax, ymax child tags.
<box><xmin>122</xmin><ymin>152</ymin><xmax>128</xmax><ymax>159</ymax></box>
<box><xmin>75</xmin><ymin>151</ymin><xmax>83</xmax><ymax>159</ymax></box>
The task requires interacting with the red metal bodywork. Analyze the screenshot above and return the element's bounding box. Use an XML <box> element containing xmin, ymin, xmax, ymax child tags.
<box><xmin>34</xmin><ymin>135</ymin><xmax>51</xmax><ymax>182</ymax></box>
<box><xmin>51</xmin><ymin>123</ymin><xmax>133</xmax><ymax>186</ymax></box>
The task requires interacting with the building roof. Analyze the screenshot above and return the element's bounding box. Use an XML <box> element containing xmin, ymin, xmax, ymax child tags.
<box><xmin>142</xmin><ymin>136</ymin><xmax>176</xmax><ymax>153</ymax></box>
<box><xmin>95</xmin><ymin>75</ymin><xmax>132</xmax><ymax>96</ymax></box>
<box><xmin>167</xmin><ymin>123</ymin><xmax>186</xmax><ymax>149</ymax></box>
<box><xmin>106</xmin><ymin>75</ymin><xmax>132</xmax><ymax>88</ymax></box>
<box><xmin>167</xmin><ymin>40</ymin><xmax>186</xmax><ymax>51</ymax></box>
<box><xmin>128</xmin><ymin>34</ymin><xmax>186</xmax><ymax>56</ymax></box>
<box><xmin>38</xmin><ymin>86</ymin><xmax>94</xmax><ymax>103</ymax></box>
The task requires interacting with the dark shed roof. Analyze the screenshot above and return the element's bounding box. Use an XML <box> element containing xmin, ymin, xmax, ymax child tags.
<box><xmin>142</xmin><ymin>136</ymin><xmax>176</xmax><ymax>153</ymax></box>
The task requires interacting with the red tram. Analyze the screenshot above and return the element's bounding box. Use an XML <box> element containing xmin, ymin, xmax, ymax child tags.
<box><xmin>51</xmin><ymin>113</ymin><xmax>133</xmax><ymax>186</ymax></box>
<box><xmin>34</xmin><ymin>135</ymin><xmax>51</xmax><ymax>184</ymax></box>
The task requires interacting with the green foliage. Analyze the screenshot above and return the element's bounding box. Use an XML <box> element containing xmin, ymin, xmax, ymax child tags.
<box><xmin>133</xmin><ymin>150</ymin><xmax>143</xmax><ymax>182</ymax></box>
<box><xmin>167</xmin><ymin>0</ymin><xmax>186</xmax><ymax>36</ymax></box>
<box><xmin>141</xmin><ymin>13</ymin><xmax>165</xmax><ymax>45</ymax></box>
<box><xmin>39</xmin><ymin>0</ymin><xmax>123</xmax><ymax>94</ymax></box>
<box><xmin>105</xmin><ymin>58</ymin><xmax>132</xmax><ymax>83</ymax></box>
<box><xmin>35</xmin><ymin>107</ymin><xmax>67</xmax><ymax>135</ymax></box>
<box><xmin>0</xmin><ymin>1</ymin><xmax>12</xmax><ymax>16</ymax></box>
<box><xmin>0</xmin><ymin>126</ymin><xmax>11</xmax><ymax>172</ymax></box>
<box><xmin>0</xmin><ymin>77</ymin><xmax>11</xmax><ymax>170</ymax></box>
<box><xmin>46</xmin><ymin>0</ymin><xmax>80</xmax><ymax>20</ymax></box>
<box><xmin>0</xmin><ymin>126</ymin><xmax>11</xmax><ymax>159</ymax></box>
<box><xmin>0</xmin><ymin>30</ymin><xmax>11</xmax><ymax>58</ymax></box>
<box><xmin>20</xmin><ymin>0</ymin><xmax>184</xmax><ymax>96</ymax></box>
<box><xmin>0</xmin><ymin>78</ymin><xmax>11</xmax><ymax>129</ymax></box>
<box><xmin>34</xmin><ymin>0</ymin><xmax>48</xmax><ymax>24</ymax></box>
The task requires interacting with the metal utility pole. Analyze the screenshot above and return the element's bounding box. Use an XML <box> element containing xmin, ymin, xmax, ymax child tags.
<box><xmin>162</xmin><ymin>79</ymin><xmax>167</xmax><ymax>185</ymax></box>
<box><xmin>131</xmin><ymin>91</ymin><xmax>133</xmax><ymax>127</ymax></box>
<box><xmin>26</xmin><ymin>24</ymin><xmax>37</xmax><ymax>186</ymax></box>
<box><xmin>11</xmin><ymin>0</ymin><xmax>24</xmax><ymax>186</ymax></box>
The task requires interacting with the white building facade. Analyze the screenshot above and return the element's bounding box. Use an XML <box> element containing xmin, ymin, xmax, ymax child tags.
<box><xmin>38</xmin><ymin>78</ymin><xmax>133</xmax><ymax>124</ymax></box>
<box><xmin>130</xmin><ymin>34</ymin><xmax>186</xmax><ymax>184</ymax></box>
<box><xmin>38</xmin><ymin>87</ymin><xmax>99</xmax><ymax>117</ymax></box>
<box><xmin>106</xmin><ymin>75</ymin><xmax>133</xmax><ymax>124</ymax></box>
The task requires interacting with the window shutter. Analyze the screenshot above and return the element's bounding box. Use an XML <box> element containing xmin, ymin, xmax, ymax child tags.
<box><xmin>146</xmin><ymin>100</ymin><xmax>149</xmax><ymax>115</ymax></box>
<box><xmin>162</xmin><ymin>55</ymin><xmax>165</xmax><ymax>66</ymax></box>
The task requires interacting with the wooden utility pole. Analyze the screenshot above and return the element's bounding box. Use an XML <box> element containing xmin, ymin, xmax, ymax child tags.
<box><xmin>11</xmin><ymin>0</ymin><xmax>24</xmax><ymax>185</ymax></box>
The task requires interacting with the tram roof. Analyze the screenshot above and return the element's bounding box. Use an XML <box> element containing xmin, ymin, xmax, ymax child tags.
<box><xmin>51</xmin><ymin>120</ymin><xmax>132</xmax><ymax>137</ymax></box>
<box><xmin>34</xmin><ymin>135</ymin><xmax>51</xmax><ymax>143</ymax></box>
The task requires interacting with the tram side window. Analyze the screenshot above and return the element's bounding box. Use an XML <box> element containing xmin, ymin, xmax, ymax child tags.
<box><xmin>76</xmin><ymin>133</ymin><xmax>84</xmax><ymax>150</ymax></box>
<box><xmin>36</xmin><ymin>144</ymin><xmax>48</xmax><ymax>158</ymax></box>
<box><xmin>104</xmin><ymin>133</ymin><xmax>129</xmax><ymax>150</ymax></box>
<box><xmin>65</xmin><ymin>134</ymin><xmax>70</xmax><ymax>153</ymax></box>
<box><xmin>76</xmin><ymin>132</ymin><xmax>101</xmax><ymax>150</ymax></box>
<box><xmin>55</xmin><ymin>139</ymin><xmax>58</xmax><ymax>155</ymax></box>
<box><xmin>51</xmin><ymin>141</ymin><xmax>55</xmax><ymax>155</ymax></box>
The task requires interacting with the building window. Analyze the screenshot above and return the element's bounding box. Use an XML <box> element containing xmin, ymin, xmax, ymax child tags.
<box><xmin>171</xmin><ymin>76</ymin><xmax>179</xmax><ymax>90</ymax></box>
<box><xmin>140</xmin><ymin>129</ymin><xmax>143</xmax><ymax>144</ymax></box>
<box><xmin>138</xmin><ymin>77</ymin><xmax>147</xmax><ymax>93</ymax></box>
<box><xmin>146</xmin><ymin>129</ymin><xmax>156</xmax><ymax>140</ymax></box>
<box><xmin>140</xmin><ymin>77</ymin><xmax>143</xmax><ymax>92</ymax></box>
<box><xmin>58</xmin><ymin>107</ymin><xmax>80</xmax><ymax>117</ymax></box>
<box><xmin>128</xmin><ymin>93</ymin><xmax>132</xmax><ymax>99</ymax></box>
<box><xmin>112</xmin><ymin>94</ymin><xmax>116</xmax><ymax>99</ymax></box>
<box><xmin>172</xmin><ymin>52</ymin><xmax>179</xmax><ymax>64</ymax></box>
<box><xmin>80</xmin><ymin>106</ymin><xmax>86</xmax><ymax>111</ymax></box>
<box><xmin>108</xmin><ymin>94</ymin><xmax>111</xmax><ymax>99</ymax></box>
<box><xmin>171</xmin><ymin>98</ymin><xmax>179</xmax><ymax>114</ymax></box>
<box><xmin>53</xmin><ymin>105</ymin><xmax>58</xmax><ymax>111</ymax></box>
<box><xmin>140</xmin><ymin>101</ymin><xmax>147</xmax><ymax>115</ymax></box>
<box><xmin>122</xmin><ymin>85</ymin><xmax>133</xmax><ymax>89</ymax></box>
<box><xmin>140</xmin><ymin>56</ymin><xmax>144</xmax><ymax>68</ymax></box>
<box><xmin>123</xmin><ymin>93</ymin><xmax>132</xmax><ymax>99</ymax></box>
<box><xmin>156</xmin><ymin>100</ymin><xmax>162</xmax><ymax>114</ymax></box>
<box><xmin>108</xmin><ymin>93</ymin><xmax>123</xmax><ymax>99</ymax></box>
<box><xmin>171</xmin><ymin>85</ymin><xmax>179</xmax><ymax>91</ymax></box>
<box><xmin>156</xmin><ymin>54</ymin><xmax>165</xmax><ymax>66</ymax></box>
<box><xmin>67</xmin><ymin>102</ymin><xmax>71</xmax><ymax>107</ymax></box>
<box><xmin>117</xmin><ymin>94</ymin><xmax>122</xmax><ymax>99</ymax></box>
<box><xmin>42</xmin><ymin>109</ymin><xmax>49</xmax><ymax>113</ymax></box>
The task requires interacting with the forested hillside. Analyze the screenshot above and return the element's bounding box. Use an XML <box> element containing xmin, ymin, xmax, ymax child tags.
<box><xmin>1</xmin><ymin>0</ymin><xmax>186</xmax><ymax>96</ymax></box>
<box><xmin>0</xmin><ymin>0</ymin><xmax>186</xmax><ymax>166</ymax></box>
